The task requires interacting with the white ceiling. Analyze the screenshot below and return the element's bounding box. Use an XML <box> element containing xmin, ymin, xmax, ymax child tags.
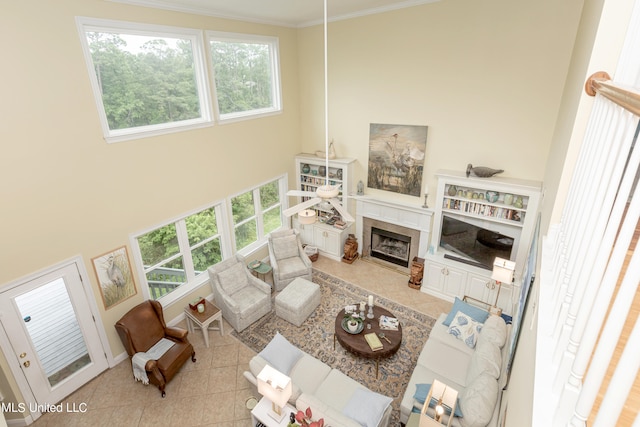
<box><xmin>109</xmin><ymin>0</ymin><xmax>439</xmax><ymax>27</ymax></box>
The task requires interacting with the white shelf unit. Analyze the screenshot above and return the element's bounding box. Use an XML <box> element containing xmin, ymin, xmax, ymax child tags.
<box><xmin>291</xmin><ymin>154</ymin><xmax>356</xmax><ymax>261</ymax></box>
<box><xmin>293</xmin><ymin>154</ymin><xmax>355</xmax><ymax>221</ymax></box>
<box><xmin>422</xmin><ymin>170</ymin><xmax>542</xmax><ymax>315</ymax></box>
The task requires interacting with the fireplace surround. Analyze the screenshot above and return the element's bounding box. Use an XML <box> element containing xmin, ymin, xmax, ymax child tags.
<box><xmin>356</xmin><ymin>197</ymin><xmax>433</xmax><ymax>273</ymax></box>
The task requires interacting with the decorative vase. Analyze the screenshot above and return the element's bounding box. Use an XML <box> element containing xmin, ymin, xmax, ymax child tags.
<box><xmin>514</xmin><ymin>196</ymin><xmax>524</xmax><ymax>208</ymax></box>
<box><xmin>448</xmin><ymin>185</ymin><xmax>457</xmax><ymax>196</ymax></box>
<box><xmin>302</xmin><ymin>164</ymin><xmax>310</xmax><ymax>174</ymax></box>
<box><xmin>357</xmin><ymin>180</ymin><xmax>364</xmax><ymax>195</ymax></box>
<box><xmin>486</xmin><ymin>190</ymin><xmax>499</xmax><ymax>203</ymax></box>
<box><xmin>337</xmin><ymin>169</ymin><xmax>343</xmax><ymax>180</ymax></box>
<box><xmin>348</xmin><ymin>320</ymin><xmax>359</xmax><ymax>332</ymax></box>
<box><xmin>318</xmin><ymin>165</ymin><xmax>326</xmax><ymax>177</ymax></box>
<box><xmin>504</xmin><ymin>193</ymin><xmax>514</xmax><ymax>205</ymax></box>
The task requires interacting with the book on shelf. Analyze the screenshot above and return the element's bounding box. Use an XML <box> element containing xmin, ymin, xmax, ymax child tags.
<box><xmin>379</xmin><ymin>315</ymin><xmax>399</xmax><ymax>330</ymax></box>
<box><xmin>364</xmin><ymin>332</ymin><xmax>383</xmax><ymax>351</ymax></box>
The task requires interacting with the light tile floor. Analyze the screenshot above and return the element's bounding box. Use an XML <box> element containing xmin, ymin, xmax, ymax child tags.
<box><xmin>29</xmin><ymin>256</ymin><xmax>451</xmax><ymax>427</ymax></box>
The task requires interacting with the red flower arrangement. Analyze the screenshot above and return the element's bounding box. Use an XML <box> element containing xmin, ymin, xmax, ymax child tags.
<box><xmin>288</xmin><ymin>406</ymin><xmax>325</xmax><ymax>427</ymax></box>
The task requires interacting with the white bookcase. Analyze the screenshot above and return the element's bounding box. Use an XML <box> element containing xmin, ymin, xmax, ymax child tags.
<box><xmin>292</xmin><ymin>154</ymin><xmax>356</xmax><ymax>261</ymax></box>
<box><xmin>422</xmin><ymin>170</ymin><xmax>542</xmax><ymax>315</ymax></box>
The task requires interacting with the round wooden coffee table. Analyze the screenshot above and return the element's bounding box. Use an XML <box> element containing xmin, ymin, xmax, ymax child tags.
<box><xmin>334</xmin><ymin>305</ymin><xmax>402</xmax><ymax>378</ymax></box>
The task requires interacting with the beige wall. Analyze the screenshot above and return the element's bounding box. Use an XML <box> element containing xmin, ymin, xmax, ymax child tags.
<box><xmin>298</xmin><ymin>0</ymin><xmax>583</xmax><ymax>208</ymax></box>
<box><xmin>0</xmin><ymin>0</ymin><xmax>300</xmax><ymax>414</ymax></box>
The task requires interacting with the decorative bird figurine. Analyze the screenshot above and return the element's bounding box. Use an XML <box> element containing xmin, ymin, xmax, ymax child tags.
<box><xmin>106</xmin><ymin>255</ymin><xmax>126</xmax><ymax>287</ymax></box>
<box><xmin>466</xmin><ymin>163</ymin><xmax>504</xmax><ymax>178</ymax></box>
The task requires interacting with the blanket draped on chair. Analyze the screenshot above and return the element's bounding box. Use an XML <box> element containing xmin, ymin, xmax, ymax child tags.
<box><xmin>132</xmin><ymin>338</ymin><xmax>175</xmax><ymax>385</ymax></box>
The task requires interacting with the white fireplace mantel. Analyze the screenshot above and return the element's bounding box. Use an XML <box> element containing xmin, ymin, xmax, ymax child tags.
<box><xmin>355</xmin><ymin>196</ymin><xmax>433</xmax><ymax>259</ymax></box>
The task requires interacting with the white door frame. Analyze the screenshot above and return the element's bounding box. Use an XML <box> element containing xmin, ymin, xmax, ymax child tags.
<box><xmin>0</xmin><ymin>255</ymin><xmax>115</xmax><ymax>423</ymax></box>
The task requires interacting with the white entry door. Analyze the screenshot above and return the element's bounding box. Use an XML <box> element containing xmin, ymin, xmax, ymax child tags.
<box><xmin>0</xmin><ymin>262</ymin><xmax>109</xmax><ymax>408</ymax></box>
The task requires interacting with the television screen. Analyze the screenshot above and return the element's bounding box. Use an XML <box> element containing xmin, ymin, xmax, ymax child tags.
<box><xmin>439</xmin><ymin>214</ymin><xmax>514</xmax><ymax>270</ymax></box>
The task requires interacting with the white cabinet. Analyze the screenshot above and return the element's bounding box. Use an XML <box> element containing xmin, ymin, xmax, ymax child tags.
<box><xmin>294</xmin><ymin>218</ymin><xmax>354</xmax><ymax>262</ymax></box>
<box><xmin>424</xmin><ymin>260</ymin><xmax>465</xmax><ymax>297</ymax></box>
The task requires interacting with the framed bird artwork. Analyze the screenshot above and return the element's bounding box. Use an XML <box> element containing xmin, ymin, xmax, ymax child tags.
<box><xmin>92</xmin><ymin>245</ymin><xmax>137</xmax><ymax>310</ymax></box>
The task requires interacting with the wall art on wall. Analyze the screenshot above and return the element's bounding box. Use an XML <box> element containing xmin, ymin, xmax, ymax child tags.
<box><xmin>92</xmin><ymin>245</ymin><xmax>137</xmax><ymax>310</ymax></box>
<box><xmin>367</xmin><ymin>123</ymin><xmax>428</xmax><ymax>197</ymax></box>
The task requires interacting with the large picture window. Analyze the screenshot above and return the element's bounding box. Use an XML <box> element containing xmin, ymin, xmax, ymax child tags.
<box><xmin>231</xmin><ymin>177</ymin><xmax>285</xmax><ymax>252</ymax></box>
<box><xmin>77</xmin><ymin>18</ymin><xmax>212</xmax><ymax>142</ymax></box>
<box><xmin>131</xmin><ymin>203</ymin><xmax>228</xmax><ymax>303</ymax></box>
<box><xmin>208</xmin><ymin>32</ymin><xmax>282</xmax><ymax>122</ymax></box>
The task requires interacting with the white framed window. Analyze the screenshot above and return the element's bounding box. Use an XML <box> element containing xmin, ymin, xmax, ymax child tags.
<box><xmin>231</xmin><ymin>176</ymin><xmax>287</xmax><ymax>254</ymax></box>
<box><xmin>130</xmin><ymin>202</ymin><xmax>230</xmax><ymax>305</ymax></box>
<box><xmin>76</xmin><ymin>17</ymin><xmax>213</xmax><ymax>143</ymax></box>
<box><xmin>207</xmin><ymin>31</ymin><xmax>282</xmax><ymax>122</ymax></box>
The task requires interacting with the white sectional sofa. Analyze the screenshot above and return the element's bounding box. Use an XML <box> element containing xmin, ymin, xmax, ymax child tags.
<box><xmin>400</xmin><ymin>299</ymin><xmax>510</xmax><ymax>427</ymax></box>
<box><xmin>244</xmin><ymin>333</ymin><xmax>393</xmax><ymax>427</ymax></box>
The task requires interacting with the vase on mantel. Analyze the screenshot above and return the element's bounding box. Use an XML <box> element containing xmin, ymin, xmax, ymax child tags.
<box><xmin>503</xmin><ymin>193</ymin><xmax>514</xmax><ymax>205</ymax></box>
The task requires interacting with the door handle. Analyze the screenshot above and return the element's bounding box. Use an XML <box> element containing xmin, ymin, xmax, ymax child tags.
<box><xmin>23</xmin><ymin>360</ymin><xmax>30</xmax><ymax>368</ymax></box>
<box><xmin>20</xmin><ymin>352</ymin><xmax>27</xmax><ymax>358</ymax></box>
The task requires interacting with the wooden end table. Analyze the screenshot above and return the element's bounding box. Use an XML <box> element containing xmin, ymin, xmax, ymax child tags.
<box><xmin>334</xmin><ymin>305</ymin><xmax>402</xmax><ymax>378</ymax></box>
<box><xmin>184</xmin><ymin>300</ymin><xmax>223</xmax><ymax>348</ymax></box>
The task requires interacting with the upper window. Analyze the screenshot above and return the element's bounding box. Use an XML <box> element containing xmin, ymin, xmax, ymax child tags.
<box><xmin>208</xmin><ymin>32</ymin><xmax>282</xmax><ymax>122</ymax></box>
<box><xmin>131</xmin><ymin>203</ymin><xmax>228</xmax><ymax>304</ymax></box>
<box><xmin>231</xmin><ymin>177</ymin><xmax>285</xmax><ymax>253</ymax></box>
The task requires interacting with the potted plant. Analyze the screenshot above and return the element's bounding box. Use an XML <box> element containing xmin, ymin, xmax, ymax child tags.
<box><xmin>288</xmin><ymin>407</ymin><xmax>325</xmax><ymax>427</ymax></box>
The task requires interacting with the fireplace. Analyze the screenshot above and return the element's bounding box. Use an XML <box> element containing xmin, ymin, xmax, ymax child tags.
<box><xmin>370</xmin><ymin>227</ymin><xmax>411</xmax><ymax>267</ymax></box>
<box><xmin>362</xmin><ymin>217</ymin><xmax>423</xmax><ymax>273</ymax></box>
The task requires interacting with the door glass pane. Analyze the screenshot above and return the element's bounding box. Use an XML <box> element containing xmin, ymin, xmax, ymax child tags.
<box><xmin>15</xmin><ymin>278</ymin><xmax>90</xmax><ymax>387</ymax></box>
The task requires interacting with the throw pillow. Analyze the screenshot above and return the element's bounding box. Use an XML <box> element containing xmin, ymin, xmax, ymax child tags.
<box><xmin>479</xmin><ymin>314</ymin><xmax>507</xmax><ymax>347</ymax></box>
<box><xmin>216</xmin><ymin>261</ymin><xmax>248</xmax><ymax>296</ymax></box>
<box><xmin>342</xmin><ymin>388</ymin><xmax>393</xmax><ymax>427</ymax></box>
<box><xmin>443</xmin><ymin>297</ymin><xmax>489</xmax><ymax>326</ymax></box>
<box><xmin>258</xmin><ymin>332</ymin><xmax>303</xmax><ymax>375</ymax></box>
<box><xmin>272</xmin><ymin>234</ymin><xmax>299</xmax><ymax>260</ymax></box>
<box><xmin>448</xmin><ymin>311</ymin><xmax>483</xmax><ymax>348</ymax></box>
<box><xmin>413</xmin><ymin>383</ymin><xmax>464</xmax><ymax>417</ymax></box>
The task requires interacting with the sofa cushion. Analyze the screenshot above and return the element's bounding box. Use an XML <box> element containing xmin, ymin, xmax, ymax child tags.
<box><xmin>416</xmin><ymin>335</ymin><xmax>472</xmax><ymax>387</ymax></box>
<box><xmin>258</xmin><ymin>332</ymin><xmax>303</xmax><ymax>375</ymax></box>
<box><xmin>447</xmin><ymin>311</ymin><xmax>483</xmax><ymax>349</ymax></box>
<box><xmin>465</xmin><ymin>339</ymin><xmax>502</xmax><ymax>384</ymax></box>
<box><xmin>342</xmin><ymin>388</ymin><xmax>393</xmax><ymax>427</ymax></box>
<box><xmin>458</xmin><ymin>373</ymin><xmax>499</xmax><ymax>427</ymax></box>
<box><xmin>289</xmin><ymin>353</ymin><xmax>332</xmax><ymax>396</ymax></box>
<box><xmin>277</xmin><ymin>257</ymin><xmax>309</xmax><ymax>280</ymax></box>
<box><xmin>413</xmin><ymin>383</ymin><xmax>463</xmax><ymax>417</ymax></box>
<box><xmin>216</xmin><ymin>261</ymin><xmax>248</xmax><ymax>296</ymax></box>
<box><xmin>479</xmin><ymin>314</ymin><xmax>508</xmax><ymax>348</ymax></box>
<box><xmin>272</xmin><ymin>234</ymin><xmax>299</xmax><ymax>260</ymax></box>
<box><xmin>443</xmin><ymin>298</ymin><xmax>490</xmax><ymax>326</ymax></box>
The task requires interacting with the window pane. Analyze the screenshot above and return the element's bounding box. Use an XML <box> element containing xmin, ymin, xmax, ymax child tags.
<box><xmin>192</xmin><ymin>239</ymin><xmax>222</xmax><ymax>273</ymax></box>
<box><xmin>85</xmin><ymin>31</ymin><xmax>201</xmax><ymax>131</ymax></box>
<box><xmin>145</xmin><ymin>258</ymin><xmax>185</xmax><ymax>299</ymax></box>
<box><xmin>260</xmin><ymin>181</ymin><xmax>279</xmax><ymax>209</ymax></box>
<box><xmin>235</xmin><ymin>219</ymin><xmax>257</xmax><ymax>250</ymax></box>
<box><xmin>232</xmin><ymin>191</ymin><xmax>255</xmax><ymax>223</ymax></box>
<box><xmin>137</xmin><ymin>224</ymin><xmax>179</xmax><ymax>266</ymax></box>
<box><xmin>210</xmin><ymin>39</ymin><xmax>274</xmax><ymax>115</ymax></box>
<box><xmin>186</xmin><ymin>207</ymin><xmax>218</xmax><ymax>246</ymax></box>
<box><xmin>264</xmin><ymin>207</ymin><xmax>282</xmax><ymax>235</ymax></box>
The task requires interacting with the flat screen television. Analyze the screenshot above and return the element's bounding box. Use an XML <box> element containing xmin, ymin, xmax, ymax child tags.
<box><xmin>439</xmin><ymin>214</ymin><xmax>515</xmax><ymax>270</ymax></box>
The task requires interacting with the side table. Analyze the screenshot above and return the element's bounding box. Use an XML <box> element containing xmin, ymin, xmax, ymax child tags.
<box><xmin>248</xmin><ymin>260</ymin><xmax>273</xmax><ymax>284</ymax></box>
<box><xmin>406</xmin><ymin>411</ymin><xmax>420</xmax><ymax>427</ymax></box>
<box><xmin>251</xmin><ymin>396</ymin><xmax>295</xmax><ymax>427</ymax></box>
<box><xmin>184</xmin><ymin>300</ymin><xmax>223</xmax><ymax>348</ymax></box>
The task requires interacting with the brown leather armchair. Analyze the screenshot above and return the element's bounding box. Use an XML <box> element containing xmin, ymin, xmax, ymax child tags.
<box><xmin>115</xmin><ymin>300</ymin><xmax>196</xmax><ymax>397</ymax></box>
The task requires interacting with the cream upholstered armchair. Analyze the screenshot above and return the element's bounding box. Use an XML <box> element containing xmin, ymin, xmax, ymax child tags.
<box><xmin>268</xmin><ymin>229</ymin><xmax>313</xmax><ymax>292</ymax></box>
<box><xmin>208</xmin><ymin>254</ymin><xmax>271</xmax><ymax>332</ymax></box>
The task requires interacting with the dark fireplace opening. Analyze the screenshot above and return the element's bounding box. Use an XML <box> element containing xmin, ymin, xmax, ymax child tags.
<box><xmin>371</xmin><ymin>227</ymin><xmax>411</xmax><ymax>268</ymax></box>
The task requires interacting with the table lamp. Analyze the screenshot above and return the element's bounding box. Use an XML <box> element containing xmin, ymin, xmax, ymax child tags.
<box><xmin>419</xmin><ymin>379</ymin><xmax>458</xmax><ymax>427</ymax></box>
<box><xmin>490</xmin><ymin>257</ymin><xmax>516</xmax><ymax>315</ymax></box>
<box><xmin>257</xmin><ymin>365</ymin><xmax>292</xmax><ymax>422</ymax></box>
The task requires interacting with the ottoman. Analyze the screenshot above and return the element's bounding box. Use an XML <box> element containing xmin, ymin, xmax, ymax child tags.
<box><xmin>275</xmin><ymin>277</ymin><xmax>321</xmax><ymax>326</ymax></box>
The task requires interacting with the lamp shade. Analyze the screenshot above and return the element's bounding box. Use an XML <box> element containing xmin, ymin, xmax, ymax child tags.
<box><xmin>298</xmin><ymin>209</ymin><xmax>317</xmax><ymax>225</ymax></box>
<box><xmin>257</xmin><ymin>365</ymin><xmax>292</xmax><ymax>419</ymax></box>
<box><xmin>491</xmin><ymin>257</ymin><xmax>515</xmax><ymax>283</ymax></box>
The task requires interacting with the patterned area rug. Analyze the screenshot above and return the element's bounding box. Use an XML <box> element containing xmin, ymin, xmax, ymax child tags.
<box><xmin>231</xmin><ymin>269</ymin><xmax>436</xmax><ymax>425</ymax></box>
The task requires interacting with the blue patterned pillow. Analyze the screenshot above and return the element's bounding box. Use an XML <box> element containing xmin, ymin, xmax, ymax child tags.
<box><xmin>447</xmin><ymin>311</ymin><xmax>483</xmax><ymax>348</ymax></box>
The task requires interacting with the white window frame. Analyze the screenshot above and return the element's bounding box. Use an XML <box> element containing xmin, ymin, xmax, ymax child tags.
<box><xmin>230</xmin><ymin>175</ymin><xmax>288</xmax><ymax>255</ymax></box>
<box><xmin>207</xmin><ymin>31</ymin><xmax>282</xmax><ymax>123</ymax></box>
<box><xmin>130</xmin><ymin>201</ymin><xmax>231</xmax><ymax>306</ymax></box>
<box><xmin>76</xmin><ymin>17</ymin><xmax>214</xmax><ymax>143</ymax></box>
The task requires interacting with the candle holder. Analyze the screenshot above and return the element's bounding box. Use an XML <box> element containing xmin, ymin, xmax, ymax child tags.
<box><xmin>367</xmin><ymin>304</ymin><xmax>375</xmax><ymax>319</ymax></box>
<box><xmin>360</xmin><ymin>309</ymin><xmax>366</xmax><ymax>319</ymax></box>
<box><xmin>422</xmin><ymin>192</ymin><xmax>429</xmax><ymax>208</ymax></box>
